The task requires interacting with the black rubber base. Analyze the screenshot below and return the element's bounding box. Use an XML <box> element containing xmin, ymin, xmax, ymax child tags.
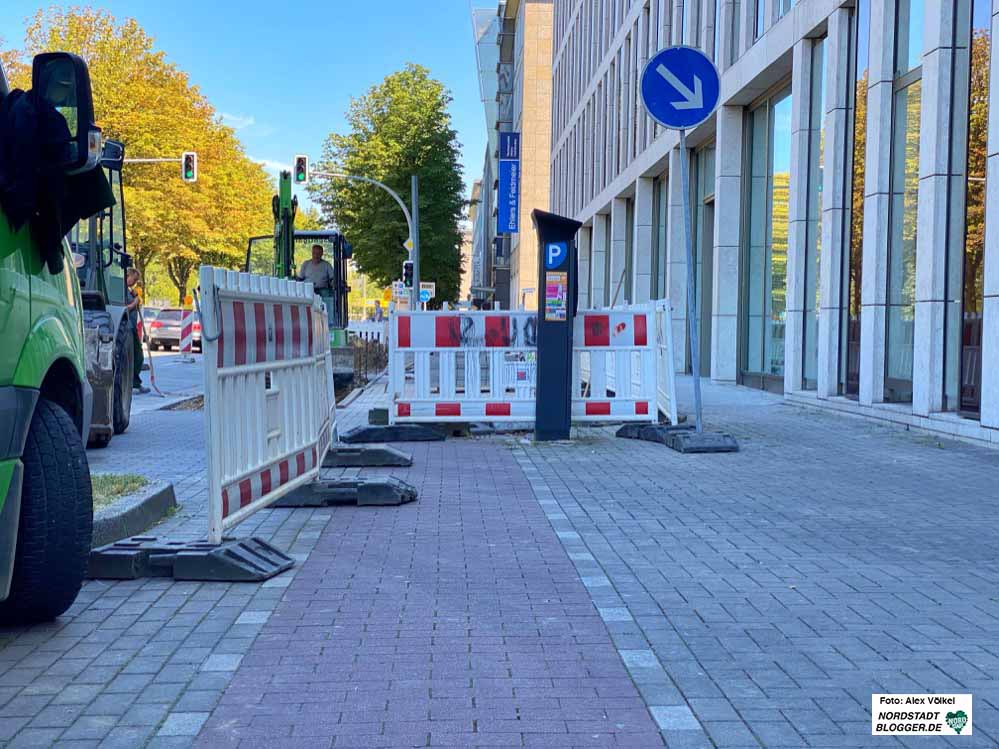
<box><xmin>340</xmin><ymin>424</ymin><xmax>446</xmax><ymax>443</ymax></box>
<box><xmin>323</xmin><ymin>445</ymin><xmax>413</xmax><ymax>468</ymax></box>
<box><xmin>273</xmin><ymin>477</ymin><xmax>418</xmax><ymax>507</ymax></box>
<box><xmin>664</xmin><ymin>430</ymin><xmax>740</xmax><ymax>453</ymax></box>
<box><xmin>616</xmin><ymin>423</ymin><xmax>695</xmax><ymax>444</ymax></box>
<box><xmin>88</xmin><ymin>536</ymin><xmax>294</xmax><ymax>582</ymax></box>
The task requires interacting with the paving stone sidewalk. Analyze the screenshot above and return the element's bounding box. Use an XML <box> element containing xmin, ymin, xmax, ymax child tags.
<box><xmin>196</xmin><ymin>438</ymin><xmax>665</xmax><ymax>748</ymax></box>
<box><xmin>514</xmin><ymin>381</ymin><xmax>999</xmax><ymax>748</ymax></box>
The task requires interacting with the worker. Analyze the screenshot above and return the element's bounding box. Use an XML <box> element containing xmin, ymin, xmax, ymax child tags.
<box><xmin>296</xmin><ymin>243</ymin><xmax>335</xmax><ymax>293</ymax></box>
<box><xmin>125</xmin><ymin>269</ymin><xmax>149</xmax><ymax>394</ymax></box>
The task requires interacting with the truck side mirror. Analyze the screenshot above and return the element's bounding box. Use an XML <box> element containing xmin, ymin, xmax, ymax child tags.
<box><xmin>119</xmin><ymin>250</ymin><xmax>132</xmax><ymax>270</ymax></box>
<box><xmin>31</xmin><ymin>52</ymin><xmax>102</xmax><ymax>174</ymax></box>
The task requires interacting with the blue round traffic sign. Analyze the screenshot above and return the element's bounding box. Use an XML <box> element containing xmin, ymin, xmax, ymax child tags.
<box><xmin>640</xmin><ymin>46</ymin><xmax>720</xmax><ymax>130</ymax></box>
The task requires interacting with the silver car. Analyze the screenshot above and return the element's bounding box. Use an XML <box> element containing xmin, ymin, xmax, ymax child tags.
<box><xmin>147</xmin><ymin>307</ymin><xmax>201</xmax><ymax>352</ymax></box>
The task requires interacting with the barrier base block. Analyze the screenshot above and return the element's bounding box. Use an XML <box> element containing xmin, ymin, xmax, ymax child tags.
<box><xmin>616</xmin><ymin>423</ymin><xmax>694</xmax><ymax>443</ymax></box>
<box><xmin>340</xmin><ymin>425</ymin><xmax>446</xmax><ymax>443</ymax></box>
<box><xmin>88</xmin><ymin>536</ymin><xmax>294</xmax><ymax>582</ymax></box>
<box><xmin>273</xmin><ymin>477</ymin><xmax>418</xmax><ymax>507</ymax></box>
<box><xmin>664</xmin><ymin>430</ymin><xmax>740</xmax><ymax>454</ymax></box>
<box><xmin>323</xmin><ymin>445</ymin><xmax>413</xmax><ymax>468</ymax></box>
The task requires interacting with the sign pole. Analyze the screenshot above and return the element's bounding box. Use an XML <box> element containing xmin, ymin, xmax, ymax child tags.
<box><xmin>677</xmin><ymin>128</ymin><xmax>703</xmax><ymax>434</ymax></box>
<box><xmin>411</xmin><ymin>175</ymin><xmax>421</xmax><ymax>311</ymax></box>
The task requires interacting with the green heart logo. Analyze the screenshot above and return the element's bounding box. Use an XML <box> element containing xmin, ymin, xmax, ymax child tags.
<box><xmin>945</xmin><ymin>710</ymin><xmax>968</xmax><ymax>734</ymax></box>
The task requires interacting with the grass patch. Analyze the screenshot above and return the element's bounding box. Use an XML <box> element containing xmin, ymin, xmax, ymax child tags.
<box><xmin>92</xmin><ymin>473</ymin><xmax>149</xmax><ymax>511</ymax></box>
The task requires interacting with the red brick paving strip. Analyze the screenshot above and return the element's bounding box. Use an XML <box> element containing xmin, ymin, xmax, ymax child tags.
<box><xmin>196</xmin><ymin>440</ymin><xmax>664</xmax><ymax>748</ymax></box>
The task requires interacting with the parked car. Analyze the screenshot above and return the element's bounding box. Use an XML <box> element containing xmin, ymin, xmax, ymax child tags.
<box><xmin>147</xmin><ymin>308</ymin><xmax>201</xmax><ymax>352</ymax></box>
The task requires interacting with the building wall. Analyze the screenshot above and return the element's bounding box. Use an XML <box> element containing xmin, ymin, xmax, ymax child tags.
<box><xmin>551</xmin><ymin>0</ymin><xmax>999</xmax><ymax>447</ymax></box>
<box><xmin>508</xmin><ymin>0</ymin><xmax>554</xmax><ymax>310</ymax></box>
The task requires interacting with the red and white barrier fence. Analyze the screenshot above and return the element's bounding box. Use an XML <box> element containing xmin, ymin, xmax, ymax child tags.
<box><xmin>578</xmin><ymin>301</ymin><xmax>679</xmax><ymax>426</ymax></box>
<box><xmin>388</xmin><ymin>304</ymin><xmax>676</xmax><ymax>426</ymax></box>
<box><xmin>389</xmin><ymin>311</ymin><xmax>538</xmax><ymax>422</ymax></box>
<box><xmin>199</xmin><ymin>266</ymin><xmax>336</xmax><ymax>545</ymax></box>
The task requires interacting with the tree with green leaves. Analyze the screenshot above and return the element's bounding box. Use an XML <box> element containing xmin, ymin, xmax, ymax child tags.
<box><xmin>309</xmin><ymin>64</ymin><xmax>465</xmax><ymax>303</ymax></box>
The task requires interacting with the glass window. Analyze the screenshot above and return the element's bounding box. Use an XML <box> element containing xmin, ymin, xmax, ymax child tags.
<box><xmin>652</xmin><ymin>173</ymin><xmax>668</xmax><ymax>299</ymax></box>
<box><xmin>802</xmin><ymin>38</ymin><xmax>826</xmax><ymax>390</ymax></box>
<box><xmin>603</xmin><ymin>216</ymin><xmax>612</xmax><ymax>307</ymax></box>
<box><xmin>714</xmin><ymin>0</ymin><xmax>722</xmax><ymax>62</ymax></box>
<box><xmin>730</xmin><ymin>0</ymin><xmax>741</xmax><ymax>63</ymax></box>
<box><xmin>755</xmin><ymin>0</ymin><xmax>765</xmax><ymax>39</ymax></box>
<box><xmin>884</xmin><ymin>0</ymin><xmax>923</xmax><ymax>403</ymax></box>
<box><xmin>841</xmin><ymin>0</ymin><xmax>869</xmax><ymax>397</ymax></box>
<box><xmin>624</xmin><ymin>198</ymin><xmax>634</xmax><ymax>304</ymax></box>
<box><xmin>743</xmin><ymin>89</ymin><xmax>792</xmax><ymax>383</ymax></box>
<box><xmin>942</xmin><ymin>0</ymin><xmax>990</xmax><ymax>414</ymax></box>
<box><xmin>692</xmin><ymin>147</ymin><xmax>715</xmax><ymax>375</ymax></box>
<box><xmin>776</xmin><ymin>0</ymin><xmax>795</xmax><ymax>21</ymax></box>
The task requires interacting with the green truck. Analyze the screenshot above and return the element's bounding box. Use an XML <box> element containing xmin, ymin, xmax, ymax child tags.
<box><xmin>0</xmin><ymin>53</ymin><xmax>106</xmax><ymax>622</ymax></box>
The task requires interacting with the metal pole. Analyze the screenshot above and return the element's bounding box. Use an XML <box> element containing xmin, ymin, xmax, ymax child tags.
<box><xmin>678</xmin><ymin>129</ymin><xmax>704</xmax><ymax>433</ymax></box>
<box><xmin>123</xmin><ymin>158</ymin><xmax>182</xmax><ymax>164</ymax></box>
<box><xmin>411</xmin><ymin>175</ymin><xmax>421</xmax><ymax>310</ymax></box>
<box><xmin>312</xmin><ymin>171</ymin><xmax>413</xmax><ymax>240</ymax></box>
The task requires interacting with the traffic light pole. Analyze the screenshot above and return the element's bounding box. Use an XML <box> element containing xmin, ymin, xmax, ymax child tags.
<box><xmin>411</xmin><ymin>175</ymin><xmax>420</xmax><ymax>310</ymax></box>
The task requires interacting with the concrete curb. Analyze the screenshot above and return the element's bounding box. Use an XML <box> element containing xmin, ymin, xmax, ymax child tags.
<box><xmin>92</xmin><ymin>481</ymin><xmax>178</xmax><ymax>549</ymax></box>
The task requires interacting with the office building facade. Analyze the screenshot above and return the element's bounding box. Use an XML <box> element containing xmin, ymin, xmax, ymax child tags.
<box><xmin>550</xmin><ymin>0</ymin><xmax>999</xmax><ymax>444</ymax></box>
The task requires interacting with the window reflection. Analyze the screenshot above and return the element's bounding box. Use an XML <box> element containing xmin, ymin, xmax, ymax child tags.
<box><xmin>743</xmin><ymin>89</ymin><xmax>791</xmax><ymax>385</ymax></box>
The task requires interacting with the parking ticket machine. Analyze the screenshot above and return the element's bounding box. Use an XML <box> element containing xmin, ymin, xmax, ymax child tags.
<box><xmin>532</xmin><ymin>209</ymin><xmax>583</xmax><ymax>442</ymax></box>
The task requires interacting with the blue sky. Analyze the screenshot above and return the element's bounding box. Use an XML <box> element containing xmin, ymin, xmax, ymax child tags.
<box><xmin>0</xmin><ymin>0</ymin><xmax>494</xmax><ymax>205</ymax></box>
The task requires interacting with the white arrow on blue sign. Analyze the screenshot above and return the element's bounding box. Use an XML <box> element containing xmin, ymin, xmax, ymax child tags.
<box><xmin>640</xmin><ymin>46</ymin><xmax>720</xmax><ymax>130</ymax></box>
<box><xmin>419</xmin><ymin>289</ymin><xmax>432</xmax><ymax>303</ymax></box>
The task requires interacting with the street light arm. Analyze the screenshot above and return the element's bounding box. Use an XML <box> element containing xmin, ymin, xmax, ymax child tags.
<box><xmin>311</xmin><ymin>171</ymin><xmax>413</xmax><ymax>237</ymax></box>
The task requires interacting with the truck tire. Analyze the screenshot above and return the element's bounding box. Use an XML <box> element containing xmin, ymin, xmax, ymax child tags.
<box><xmin>112</xmin><ymin>318</ymin><xmax>133</xmax><ymax>435</ymax></box>
<box><xmin>0</xmin><ymin>399</ymin><xmax>93</xmax><ymax>624</ymax></box>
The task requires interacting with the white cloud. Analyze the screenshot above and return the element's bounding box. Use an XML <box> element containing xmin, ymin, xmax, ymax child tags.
<box><xmin>251</xmin><ymin>156</ymin><xmax>290</xmax><ymax>174</ymax></box>
<box><xmin>221</xmin><ymin>112</ymin><xmax>256</xmax><ymax>130</ymax></box>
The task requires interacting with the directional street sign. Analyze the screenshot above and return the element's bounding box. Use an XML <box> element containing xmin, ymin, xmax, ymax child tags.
<box><xmin>639</xmin><ymin>46</ymin><xmax>723</xmax><ymax>441</ymax></box>
<box><xmin>640</xmin><ymin>46</ymin><xmax>720</xmax><ymax>130</ymax></box>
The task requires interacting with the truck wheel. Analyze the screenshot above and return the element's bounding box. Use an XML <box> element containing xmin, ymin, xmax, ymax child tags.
<box><xmin>0</xmin><ymin>399</ymin><xmax>93</xmax><ymax>624</ymax></box>
<box><xmin>112</xmin><ymin>318</ymin><xmax>133</xmax><ymax>435</ymax></box>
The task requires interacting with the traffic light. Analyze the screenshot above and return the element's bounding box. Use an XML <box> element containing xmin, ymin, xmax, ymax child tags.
<box><xmin>181</xmin><ymin>152</ymin><xmax>197</xmax><ymax>183</ymax></box>
<box><xmin>402</xmin><ymin>260</ymin><xmax>414</xmax><ymax>288</ymax></box>
<box><xmin>294</xmin><ymin>155</ymin><xmax>309</xmax><ymax>185</ymax></box>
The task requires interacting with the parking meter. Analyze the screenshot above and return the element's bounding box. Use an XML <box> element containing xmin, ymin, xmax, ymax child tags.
<box><xmin>532</xmin><ymin>209</ymin><xmax>582</xmax><ymax>441</ymax></box>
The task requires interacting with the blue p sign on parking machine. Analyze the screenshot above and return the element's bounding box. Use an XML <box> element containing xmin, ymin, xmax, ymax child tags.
<box><xmin>545</xmin><ymin>241</ymin><xmax>567</xmax><ymax>270</ymax></box>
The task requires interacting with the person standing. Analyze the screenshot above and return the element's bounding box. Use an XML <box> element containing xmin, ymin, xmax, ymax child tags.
<box><xmin>125</xmin><ymin>269</ymin><xmax>149</xmax><ymax>394</ymax></box>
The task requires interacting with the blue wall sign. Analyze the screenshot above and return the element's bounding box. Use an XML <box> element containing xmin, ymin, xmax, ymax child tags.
<box><xmin>497</xmin><ymin>132</ymin><xmax>521</xmax><ymax>235</ymax></box>
<box><xmin>640</xmin><ymin>46</ymin><xmax>720</xmax><ymax>130</ymax></box>
<box><xmin>545</xmin><ymin>241</ymin><xmax>567</xmax><ymax>270</ymax></box>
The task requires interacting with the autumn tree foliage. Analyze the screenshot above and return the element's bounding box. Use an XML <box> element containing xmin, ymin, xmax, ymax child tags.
<box><xmin>3</xmin><ymin>8</ymin><xmax>275</xmax><ymax>303</ymax></box>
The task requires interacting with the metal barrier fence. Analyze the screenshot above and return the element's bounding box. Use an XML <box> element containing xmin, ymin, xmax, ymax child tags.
<box><xmin>200</xmin><ymin>266</ymin><xmax>336</xmax><ymax>545</ymax></box>
<box><xmin>348</xmin><ymin>319</ymin><xmax>390</xmax><ymax>343</ymax></box>
<box><xmin>579</xmin><ymin>301</ymin><xmax>679</xmax><ymax>426</ymax></box>
<box><xmin>388</xmin><ymin>305</ymin><xmax>674</xmax><ymax>426</ymax></box>
<box><xmin>389</xmin><ymin>311</ymin><xmax>538</xmax><ymax>422</ymax></box>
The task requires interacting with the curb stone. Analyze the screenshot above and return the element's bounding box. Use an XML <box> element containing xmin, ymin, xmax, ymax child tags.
<box><xmin>91</xmin><ymin>480</ymin><xmax>178</xmax><ymax>548</ymax></box>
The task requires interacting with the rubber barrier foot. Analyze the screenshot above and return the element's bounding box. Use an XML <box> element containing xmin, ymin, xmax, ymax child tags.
<box><xmin>340</xmin><ymin>425</ymin><xmax>446</xmax><ymax>443</ymax></box>
<box><xmin>323</xmin><ymin>445</ymin><xmax>413</xmax><ymax>468</ymax></box>
<box><xmin>88</xmin><ymin>536</ymin><xmax>294</xmax><ymax>582</ymax></box>
<box><xmin>617</xmin><ymin>423</ymin><xmax>738</xmax><ymax>453</ymax></box>
<box><xmin>273</xmin><ymin>477</ymin><xmax>418</xmax><ymax>507</ymax></box>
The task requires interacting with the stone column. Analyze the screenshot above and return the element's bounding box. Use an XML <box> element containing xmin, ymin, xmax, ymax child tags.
<box><xmin>667</xmin><ymin>146</ymin><xmax>689</xmax><ymax>371</ymax></box>
<box><xmin>577</xmin><ymin>225</ymin><xmax>592</xmax><ymax>310</ymax></box>
<box><xmin>784</xmin><ymin>39</ymin><xmax>813</xmax><ymax>394</ymax></box>
<box><xmin>712</xmin><ymin>106</ymin><xmax>743</xmax><ymax>383</ymax></box>
<box><xmin>817</xmin><ymin>8</ymin><xmax>853</xmax><ymax>399</ymax></box>
<box><xmin>633</xmin><ymin>177</ymin><xmax>655</xmax><ymax>304</ymax></box>
<box><xmin>981</xmin><ymin>0</ymin><xmax>999</xmax><ymax>429</ymax></box>
<box><xmin>912</xmin><ymin>0</ymin><xmax>966</xmax><ymax>416</ymax></box>
<box><xmin>609</xmin><ymin>197</ymin><xmax>629</xmax><ymax>306</ymax></box>
<box><xmin>591</xmin><ymin>213</ymin><xmax>609</xmax><ymax>308</ymax></box>
<box><xmin>859</xmin><ymin>0</ymin><xmax>896</xmax><ymax>406</ymax></box>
